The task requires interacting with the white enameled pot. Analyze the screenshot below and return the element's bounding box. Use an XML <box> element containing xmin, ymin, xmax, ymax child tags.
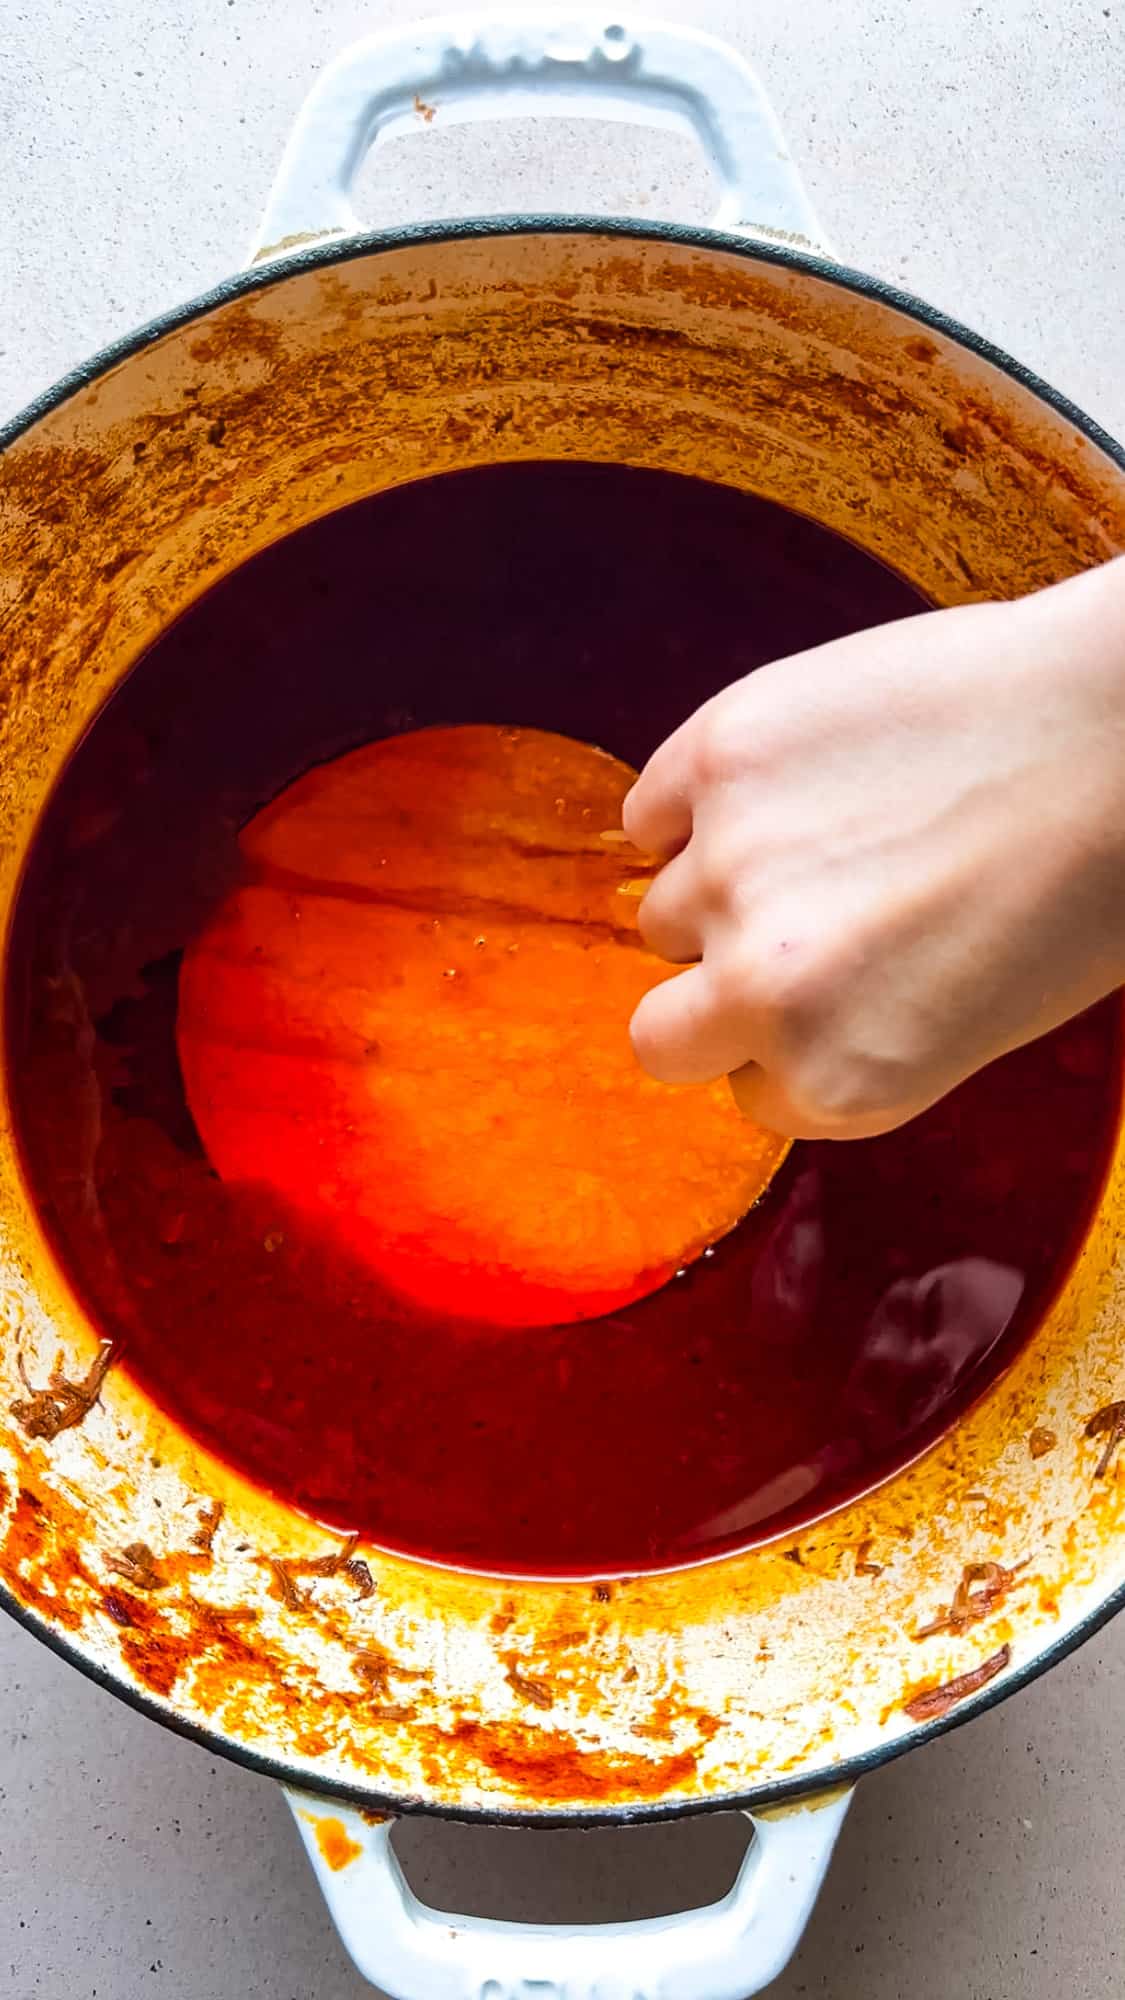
<box><xmin>2</xmin><ymin>15</ymin><xmax>1125</xmax><ymax>1997</ymax></box>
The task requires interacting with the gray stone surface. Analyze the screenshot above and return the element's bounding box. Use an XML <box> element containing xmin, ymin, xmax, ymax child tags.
<box><xmin>1</xmin><ymin>1</ymin><xmax>1124</xmax><ymax>1994</ymax></box>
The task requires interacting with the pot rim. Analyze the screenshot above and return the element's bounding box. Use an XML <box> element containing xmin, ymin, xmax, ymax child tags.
<box><xmin>4</xmin><ymin>213</ymin><xmax>1124</xmax><ymax>1825</ymax></box>
<box><xmin>6</xmin><ymin>213</ymin><xmax>1125</xmax><ymax>477</ymax></box>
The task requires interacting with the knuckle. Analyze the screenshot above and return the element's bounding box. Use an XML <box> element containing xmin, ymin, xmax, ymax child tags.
<box><xmin>636</xmin><ymin>876</ymin><xmax>687</xmax><ymax>954</ymax></box>
<box><xmin>629</xmin><ymin>1018</ymin><xmax>660</xmax><ymax>1078</ymax></box>
<box><xmin>621</xmin><ymin>783</ymin><xmax>655</xmax><ymax>849</ymax></box>
<box><xmin>696</xmin><ymin>843</ymin><xmax>741</xmax><ymax>915</ymax></box>
<box><xmin>786</xmin><ymin>1046</ymin><xmax>914</xmax><ymax>1132</ymax></box>
<box><xmin>708</xmin><ymin>946</ymin><xmax>759</xmax><ymax>1019</ymax></box>
<box><xmin>711</xmin><ymin>907</ymin><xmax>932</xmax><ymax>1135</ymax></box>
<box><xmin>689</xmin><ymin>700</ymin><xmax>773</xmax><ymax>793</ymax></box>
<box><xmin>629</xmin><ymin>980</ymin><xmax>660</xmax><ymax>1041</ymax></box>
<box><xmin>689</xmin><ymin>710</ymin><xmax>741</xmax><ymax>788</ymax></box>
<box><xmin>634</xmin><ymin>872</ymin><xmax>664</xmax><ymax>931</ymax></box>
<box><xmin>629</xmin><ymin>988</ymin><xmax>674</xmax><ymax>1074</ymax></box>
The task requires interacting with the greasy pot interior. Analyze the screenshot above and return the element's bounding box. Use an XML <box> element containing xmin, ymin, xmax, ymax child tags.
<box><xmin>1</xmin><ymin>226</ymin><xmax>1125</xmax><ymax>1818</ymax></box>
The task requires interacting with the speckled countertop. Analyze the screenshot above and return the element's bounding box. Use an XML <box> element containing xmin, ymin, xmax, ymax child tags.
<box><xmin>2</xmin><ymin>2</ymin><xmax>1124</xmax><ymax>1994</ymax></box>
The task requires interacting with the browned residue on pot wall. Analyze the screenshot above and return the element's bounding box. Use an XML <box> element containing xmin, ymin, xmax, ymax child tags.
<box><xmin>0</xmin><ymin>234</ymin><xmax>1123</xmax><ymax>1816</ymax></box>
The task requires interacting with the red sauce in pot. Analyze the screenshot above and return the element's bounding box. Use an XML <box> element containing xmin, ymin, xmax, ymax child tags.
<box><xmin>7</xmin><ymin>463</ymin><xmax>1121</xmax><ymax>1576</ymax></box>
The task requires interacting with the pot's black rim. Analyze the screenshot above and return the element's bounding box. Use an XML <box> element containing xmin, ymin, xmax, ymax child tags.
<box><xmin>3</xmin><ymin>212</ymin><xmax>1125</xmax><ymax>1828</ymax></box>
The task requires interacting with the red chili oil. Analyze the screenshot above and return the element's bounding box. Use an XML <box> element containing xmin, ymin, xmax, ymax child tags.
<box><xmin>6</xmin><ymin>462</ymin><xmax>1121</xmax><ymax>1577</ymax></box>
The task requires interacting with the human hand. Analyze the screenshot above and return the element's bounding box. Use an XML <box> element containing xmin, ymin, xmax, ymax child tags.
<box><xmin>624</xmin><ymin>557</ymin><xmax>1125</xmax><ymax>1139</ymax></box>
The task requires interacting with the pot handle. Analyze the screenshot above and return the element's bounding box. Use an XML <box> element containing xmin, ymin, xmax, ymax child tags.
<box><xmin>286</xmin><ymin>1785</ymin><xmax>850</xmax><ymax>1999</ymax></box>
<box><xmin>251</xmin><ymin>12</ymin><xmax>824</xmax><ymax>264</ymax></box>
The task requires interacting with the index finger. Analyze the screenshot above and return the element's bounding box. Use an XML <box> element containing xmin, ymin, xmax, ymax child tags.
<box><xmin>622</xmin><ymin>711</ymin><xmax>704</xmax><ymax>858</ymax></box>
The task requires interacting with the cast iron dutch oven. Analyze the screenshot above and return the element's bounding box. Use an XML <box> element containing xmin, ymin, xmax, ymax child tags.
<box><xmin>2</xmin><ymin>14</ymin><xmax>1124</xmax><ymax>1995</ymax></box>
